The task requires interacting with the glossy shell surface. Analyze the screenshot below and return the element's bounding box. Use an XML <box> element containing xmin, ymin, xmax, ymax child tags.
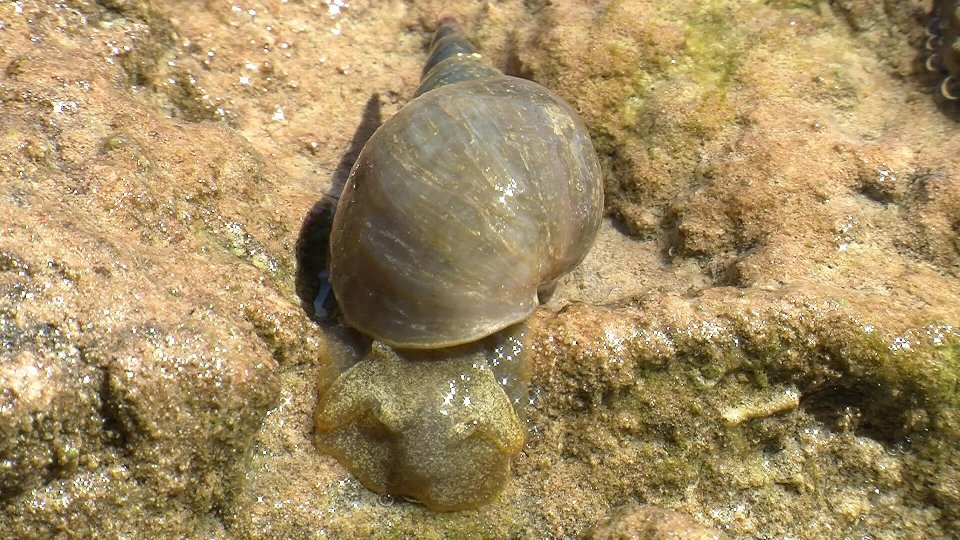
<box><xmin>329</xmin><ymin>76</ymin><xmax>603</xmax><ymax>348</ymax></box>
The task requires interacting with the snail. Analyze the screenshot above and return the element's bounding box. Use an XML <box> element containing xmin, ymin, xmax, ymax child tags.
<box><xmin>313</xmin><ymin>17</ymin><xmax>603</xmax><ymax>511</ymax></box>
<box><xmin>927</xmin><ymin>1</ymin><xmax>960</xmax><ymax>103</ymax></box>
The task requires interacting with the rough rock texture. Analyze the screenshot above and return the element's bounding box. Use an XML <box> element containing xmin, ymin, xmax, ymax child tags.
<box><xmin>0</xmin><ymin>0</ymin><xmax>294</xmax><ymax>536</ymax></box>
<box><xmin>587</xmin><ymin>505</ymin><xmax>729</xmax><ymax>540</ymax></box>
<box><xmin>523</xmin><ymin>304</ymin><xmax>959</xmax><ymax>538</ymax></box>
<box><xmin>1</xmin><ymin>0</ymin><xmax>958</xmax><ymax>539</ymax></box>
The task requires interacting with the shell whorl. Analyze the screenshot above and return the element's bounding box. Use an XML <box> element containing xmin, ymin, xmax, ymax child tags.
<box><xmin>415</xmin><ymin>18</ymin><xmax>502</xmax><ymax>97</ymax></box>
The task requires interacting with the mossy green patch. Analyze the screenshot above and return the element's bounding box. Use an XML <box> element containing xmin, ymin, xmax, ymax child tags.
<box><xmin>535</xmin><ymin>307</ymin><xmax>960</xmax><ymax>536</ymax></box>
<box><xmin>680</xmin><ymin>2</ymin><xmax>743</xmax><ymax>93</ymax></box>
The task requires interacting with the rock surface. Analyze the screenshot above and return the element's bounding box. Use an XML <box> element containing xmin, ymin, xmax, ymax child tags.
<box><xmin>1</xmin><ymin>0</ymin><xmax>958</xmax><ymax>538</ymax></box>
<box><xmin>587</xmin><ymin>505</ymin><xmax>728</xmax><ymax>540</ymax></box>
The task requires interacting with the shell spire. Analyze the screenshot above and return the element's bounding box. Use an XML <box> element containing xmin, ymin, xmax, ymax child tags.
<box><xmin>415</xmin><ymin>17</ymin><xmax>501</xmax><ymax>97</ymax></box>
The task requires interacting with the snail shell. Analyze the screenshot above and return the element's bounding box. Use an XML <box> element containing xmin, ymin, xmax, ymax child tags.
<box><xmin>328</xmin><ymin>19</ymin><xmax>603</xmax><ymax>349</ymax></box>
<box><xmin>928</xmin><ymin>1</ymin><xmax>960</xmax><ymax>102</ymax></box>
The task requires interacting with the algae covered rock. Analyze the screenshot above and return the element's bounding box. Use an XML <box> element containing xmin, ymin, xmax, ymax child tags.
<box><xmin>588</xmin><ymin>505</ymin><xmax>729</xmax><ymax>540</ymax></box>
<box><xmin>2</xmin><ymin>0</ymin><xmax>959</xmax><ymax>538</ymax></box>
<box><xmin>0</xmin><ymin>1</ymin><xmax>290</xmax><ymax>536</ymax></box>
<box><xmin>522</xmin><ymin>303</ymin><xmax>960</xmax><ymax>538</ymax></box>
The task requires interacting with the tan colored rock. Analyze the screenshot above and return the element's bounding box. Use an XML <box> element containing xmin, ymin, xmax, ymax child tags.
<box><xmin>589</xmin><ymin>505</ymin><xmax>729</xmax><ymax>540</ymax></box>
<box><xmin>2</xmin><ymin>0</ymin><xmax>959</xmax><ymax>538</ymax></box>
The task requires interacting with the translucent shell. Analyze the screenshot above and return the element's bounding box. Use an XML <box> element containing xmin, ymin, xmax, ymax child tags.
<box><xmin>329</xmin><ymin>76</ymin><xmax>603</xmax><ymax>348</ymax></box>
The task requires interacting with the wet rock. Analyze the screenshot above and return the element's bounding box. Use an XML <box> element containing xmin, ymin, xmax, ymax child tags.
<box><xmin>0</xmin><ymin>240</ymin><xmax>281</xmax><ymax>537</ymax></box>
<box><xmin>523</xmin><ymin>303</ymin><xmax>959</xmax><ymax>538</ymax></box>
<box><xmin>0</xmin><ymin>2</ymin><xmax>291</xmax><ymax>536</ymax></box>
<box><xmin>588</xmin><ymin>505</ymin><xmax>728</xmax><ymax>540</ymax></box>
<box><xmin>2</xmin><ymin>0</ymin><xmax>959</xmax><ymax>538</ymax></box>
<box><xmin>830</xmin><ymin>0</ymin><xmax>929</xmax><ymax>76</ymax></box>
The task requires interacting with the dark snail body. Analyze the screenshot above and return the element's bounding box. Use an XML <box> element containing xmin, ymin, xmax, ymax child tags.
<box><xmin>314</xmin><ymin>19</ymin><xmax>602</xmax><ymax>511</ymax></box>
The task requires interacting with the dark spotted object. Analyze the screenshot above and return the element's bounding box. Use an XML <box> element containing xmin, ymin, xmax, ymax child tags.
<box><xmin>927</xmin><ymin>0</ymin><xmax>960</xmax><ymax>103</ymax></box>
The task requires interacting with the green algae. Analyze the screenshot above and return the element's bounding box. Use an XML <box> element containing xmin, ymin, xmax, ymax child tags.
<box><xmin>680</xmin><ymin>2</ymin><xmax>743</xmax><ymax>96</ymax></box>
<box><xmin>535</xmin><ymin>308</ymin><xmax>960</xmax><ymax>536</ymax></box>
<box><xmin>531</xmin><ymin>0</ymin><xmax>750</xmax><ymax>232</ymax></box>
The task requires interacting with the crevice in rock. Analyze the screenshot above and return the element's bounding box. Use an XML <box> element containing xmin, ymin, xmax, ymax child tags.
<box><xmin>244</xmin><ymin>314</ymin><xmax>290</xmax><ymax>368</ymax></box>
<box><xmin>858</xmin><ymin>183</ymin><xmax>895</xmax><ymax>204</ymax></box>
<box><xmin>658</xmin><ymin>208</ymin><xmax>682</xmax><ymax>266</ymax></box>
<box><xmin>98</xmin><ymin>367</ymin><xmax>131</xmax><ymax>450</ymax></box>
<box><xmin>0</xmin><ymin>251</ymin><xmax>32</xmax><ymax>275</ymax></box>
<box><xmin>503</xmin><ymin>32</ymin><xmax>535</xmax><ymax>80</ymax></box>
<box><xmin>600</xmin><ymin>386</ymin><xmax>632</xmax><ymax>408</ymax></box>
<box><xmin>799</xmin><ymin>381</ymin><xmax>919</xmax><ymax>445</ymax></box>
<box><xmin>522</xmin><ymin>0</ymin><xmax>549</xmax><ymax>14</ymax></box>
<box><xmin>92</xmin><ymin>0</ymin><xmax>224</xmax><ymax>122</ymax></box>
<box><xmin>710</xmin><ymin>257</ymin><xmax>745</xmax><ymax>288</ymax></box>
<box><xmin>209</xmin><ymin>501</ymin><xmax>231</xmax><ymax>535</ymax></box>
<box><xmin>95</xmin><ymin>0</ymin><xmax>177</xmax><ymax>88</ymax></box>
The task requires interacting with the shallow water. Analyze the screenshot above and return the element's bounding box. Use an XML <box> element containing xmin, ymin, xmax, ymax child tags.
<box><xmin>1</xmin><ymin>1</ymin><xmax>958</xmax><ymax>538</ymax></box>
